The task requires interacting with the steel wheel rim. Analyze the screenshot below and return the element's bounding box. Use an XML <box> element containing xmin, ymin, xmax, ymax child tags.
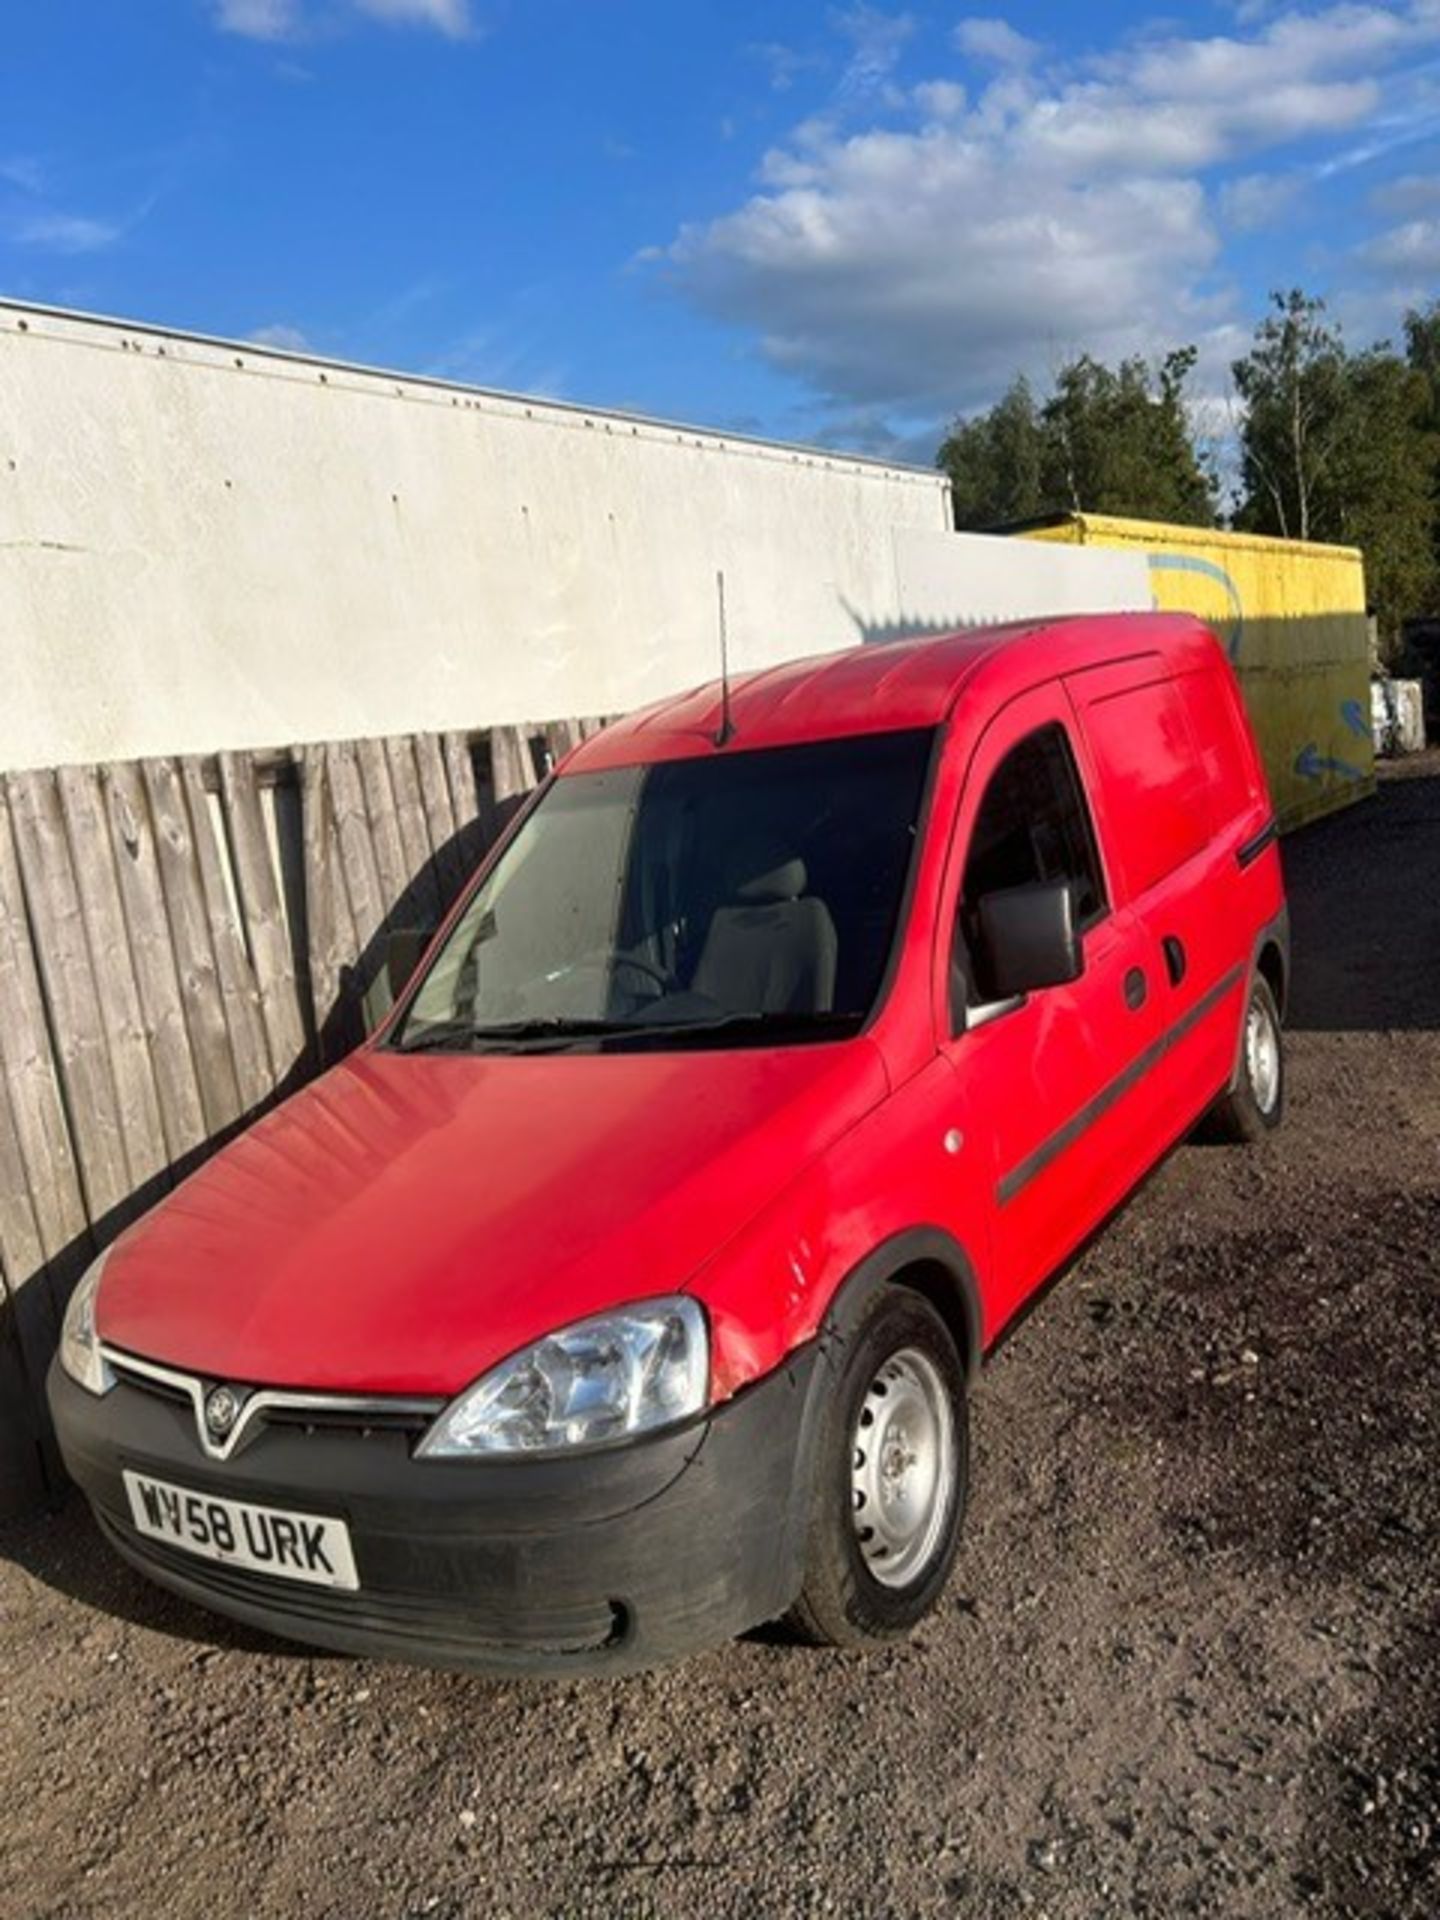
<box><xmin>849</xmin><ymin>1346</ymin><xmax>956</xmax><ymax>1590</ymax></box>
<box><xmin>1246</xmin><ymin>993</ymin><xmax>1280</xmax><ymax>1115</ymax></box>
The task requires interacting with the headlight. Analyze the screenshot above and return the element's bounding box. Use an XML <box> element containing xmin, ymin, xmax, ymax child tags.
<box><xmin>59</xmin><ymin>1251</ymin><xmax>115</xmax><ymax>1397</ymax></box>
<box><xmin>417</xmin><ymin>1297</ymin><xmax>708</xmax><ymax>1458</ymax></box>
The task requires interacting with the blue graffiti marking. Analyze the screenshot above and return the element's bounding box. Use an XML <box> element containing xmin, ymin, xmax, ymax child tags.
<box><xmin>1146</xmin><ymin>553</ymin><xmax>1245</xmax><ymax>662</ymax></box>
<box><xmin>1295</xmin><ymin>742</ymin><xmax>1368</xmax><ymax>783</ymax></box>
<box><xmin>1340</xmin><ymin>698</ymin><xmax>1369</xmax><ymax>739</ymax></box>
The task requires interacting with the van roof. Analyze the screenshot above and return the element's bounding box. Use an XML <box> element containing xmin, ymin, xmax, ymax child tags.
<box><xmin>568</xmin><ymin>610</ymin><xmax>1218</xmax><ymax>771</ymax></box>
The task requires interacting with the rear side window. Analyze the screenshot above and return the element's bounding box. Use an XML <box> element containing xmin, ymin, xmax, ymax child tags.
<box><xmin>955</xmin><ymin>723</ymin><xmax>1106</xmax><ymax>1009</ymax></box>
<box><xmin>1075</xmin><ymin>677</ymin><xmax>1214</xmax><ymax>896</ymax></box>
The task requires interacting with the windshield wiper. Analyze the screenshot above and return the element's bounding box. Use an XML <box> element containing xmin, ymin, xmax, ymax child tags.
<box><xmin>395</xmin><ymin>1009</ymin><xmax>864</xmax><ymax>1054</ymax></box>
<box><xmin>624</xmin><ymin>1009</ymin><xmax>863</xmax><ymax>1044</ymax></box>
<box><xmin>396</xmin><ymin>1016</ymin><xmax>628</xmax><ymax>1053</ymax></box>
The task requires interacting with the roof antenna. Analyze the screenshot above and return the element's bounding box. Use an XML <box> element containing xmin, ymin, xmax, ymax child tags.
<box><xmin>713</xmin><ymin>568</ymin><xmax>737</xmax><ymax>747</ymax></box>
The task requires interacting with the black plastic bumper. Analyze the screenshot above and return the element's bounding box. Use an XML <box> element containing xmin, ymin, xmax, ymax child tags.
<box><xmin>47</xmin><ymin>1345</ymin><xmax>823</xmax><ymax>1676</ymax></box>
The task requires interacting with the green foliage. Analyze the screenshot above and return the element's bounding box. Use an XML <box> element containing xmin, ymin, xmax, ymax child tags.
<box><xmin>937</xmin><ymin>351</ymin><xmax>1216</xmax><ymax>532</ymax></box>
<box><xmin>934</xmin><ymin>290</ymin><xmax>1440</xmax><ymax>652</ymax></box>
<box><xmin>1232</xmin><ymin>291</ymin><xmax>1439</xmax><ymax>655</ymax></box>
<box><xmin>938</xmin><ymin>376</ymin><xmax>1047</xmax><ymax>529</ymax></box>
<box><xmin>1405</xmin><ymin>302</ymin><xmax>1440</xmax><ymax>425</ymax></box>
<box><xmin>1231</xmin><ymin>291</ymin><xmax>1349</xmax><ymax>545</ymax></box>
<box><xmin>1325</xmin><ymin>350</ymin><xmax>1439</xmax><ymax>657</ymax></box>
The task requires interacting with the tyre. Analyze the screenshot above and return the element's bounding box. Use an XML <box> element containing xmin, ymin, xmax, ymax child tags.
<box><xmin>1207</xmin><ymin>973</ymin><xmax>1285</xmax><ymax>1143</ymax></box>
<box><xmin>787</xmin><ymin>1288</ymin><xmax>967</xmax><ymax>1647</ymax></box>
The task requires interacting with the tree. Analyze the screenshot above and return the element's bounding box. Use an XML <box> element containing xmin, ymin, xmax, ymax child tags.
<box><xmin>1234</xmin><ymin>291</ymin><xmax>1438</xmax><ymax>654</ymax></box>
<box><xmin>937</xmin><ymin>350</ymin><xmax>1216</xmax><ymax>530</ymax></box>
<box><xmin>1405</xmin><ymin>301</ymin><xmax>1440</xmax><ymax>424</ymax></box>
<box><xmin>1231</xmin><ymin>290</ymin><xmax>1348</xmax><ymax>542</ymax></box>
<box><xmin>1405</xmin><ymin>303</ymin><xmax>1440</xmax><ymax>623</ymax></box>
<box><xmin>1041</xmin><ymin>349</ymin><xmax>1216</xmax><ymax>526</ymax></box>
<box><xmin>937</xmin><ymin>376</ymin><xmax>1046</xmax><ymax>528</ymax></box>
<box><xmin>1325</xmin><ymin>349</ymin><xmax>1438</xmax><ymax>658</ymax></box>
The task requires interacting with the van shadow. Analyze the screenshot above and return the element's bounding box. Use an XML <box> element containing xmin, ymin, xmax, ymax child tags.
<box><xmin>1280</xmin><ymin>762</ymin><xmax>1440</xmax><ymax>1033</ymax></box>
<box><xmin>0</xmin><ymin>1490</ymin><xmax>318</xmax><ymax>1662</ymax></box>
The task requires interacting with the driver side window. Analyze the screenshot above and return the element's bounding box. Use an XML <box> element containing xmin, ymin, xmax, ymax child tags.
<box><xmin>952</xmin><ymin>723</ymin><xmax>1106</xmax><ymax>1022</ymax></box>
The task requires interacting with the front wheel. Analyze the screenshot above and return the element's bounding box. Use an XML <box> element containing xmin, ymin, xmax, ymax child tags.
<box><xmin>1207</xmin><ymin>973</ymin><xmax>1285</xmax><ymax>1143</ymax></box>
<box><xmin>787</xmin><ymin>1289</ymin><xmax>967</xmax><ymax>1647</ymax></box>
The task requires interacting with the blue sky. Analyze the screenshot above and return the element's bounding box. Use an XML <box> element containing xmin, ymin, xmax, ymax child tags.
<box><xmin>1</xmin><ymin>2</ymin><xmax>1436</xmax><ymax>462</ymax></box>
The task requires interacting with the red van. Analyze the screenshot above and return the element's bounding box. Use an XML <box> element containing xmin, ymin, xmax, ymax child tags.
<box><xmin>50</xmin><ymin>612</ymin><xmax>1287</xmax><ymax>1673</ymax></box>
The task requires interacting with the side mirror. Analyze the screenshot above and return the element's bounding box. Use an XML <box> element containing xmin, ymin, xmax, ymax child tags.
<box><xmin>976</xmin><ymin>879</ymin><xmax>1082</xmax><ymax>1001</ymax></box>
<box><xmin>363</xmin><ymin>926</ymin><xmax>433</xmax><ymax>1034</ymax></box>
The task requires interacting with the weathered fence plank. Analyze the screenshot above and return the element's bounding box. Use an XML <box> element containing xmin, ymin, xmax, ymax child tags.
<box><xmin>0</xmin><ymin>1053</ymin><xmax>60</xmax><ymax>1483</ymax></box>
<box><xmin>180</xmin><ymin>758</ymin><xmax>273</xmax><ymax>1116</ymax></box>
<box><xmin>0</xmin><ymin>792</ymin><xmax>92</xmax><ymax>1313</ymax></box>
<box><xmin>356</xmin><ymin>738</ymin><xmax>411</xmax><ymax>924</ymax></box>
<box><xmin>411</xmin><ymin>732</ymin><xmax>463</xmax><ymax>898</ymax></box>
<box><xmin>55</xmin><ymin>764</ymin><xmax>170</xmax><ymax>1199</ymax></box>
<box><xmin>218</xmin><ymin>752</ymin><xmax>311</xmax><ymax>1091</ymax></box>
<box><xmin>442</xmin><ymin>731</ymin><xmax>489</xmax><ymax>890</ymax></box>
<box><xmin>301</xmin><ymin>745</ymin><xmax>338</xmax><ymax>1041</ymax></box>
<box><xmin>328</xmin><ymin>741</ymin><xmax>387</xmax><ymax>958</ymax></box>
<box><xmin>6</xmin><ymin>770</ymin><xmax>134</xmax><ymax>1226</ymax></box>
<box><xmin>383</xmin><ymin>735</ymin><xmax>443</xmax><ymax>928</ymax></box>
<box><xmin>544</xmin><ymin>718</ymin><xmax>584</xmax><ymax>767</ymax></box>
<box><xmin>488</xmin><ymin>724</ymin><xmax>535</xmax><ymax>806</ymax></box>
<box><xmin>142</xmin><ymin>758</ymin><xmax>245</xmax><ymax>1136</ymax></box>
<box><xmin>102</xmin><ymin>762</ymin><xmax>210</xmax><ymax>1169</ymax></box>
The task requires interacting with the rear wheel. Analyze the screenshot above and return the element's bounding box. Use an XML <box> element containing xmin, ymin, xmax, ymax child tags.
<box><xmin>787</xmin><ymin>1289</ymin><xmax>967</xmax><ymax>1647</ymax></box>
<box><xmin>1207</xmin><ymin>973</ymin><xmax>1285</xmax><ymax>1142</ymax></box>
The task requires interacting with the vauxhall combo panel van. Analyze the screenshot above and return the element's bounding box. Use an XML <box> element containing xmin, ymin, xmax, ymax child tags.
<box><xmin>51</xmin><ymin>611</ymin><xmax>1288</xmax><ymax>1673</ymax></box>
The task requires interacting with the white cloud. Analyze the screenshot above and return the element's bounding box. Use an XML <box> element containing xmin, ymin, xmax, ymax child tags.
<box><xmin>746</xmin><ymin>41</ymin><xmax>826</xmax><ymax>92</ymax></box>
<box><xmin>913</xmin><ymin>79</ymin><xmax>967</xmax><ymax>121</ymax></box>
<box><xmin>833</xmin><ymin>6</ymin><xmax>915</xmax><ymax>104</ymax></box>
<box><xmin>660</xmin><ymin>3</ymin><xmax>1440</xmax><ymax>430</ymax></box>
<box><xmin>1219</xmin><ymin>170</ymin><xmax>1303</xmax><ymax>230</ymax></box>
<box><xmin>0</xmin><ymin>156</ymin><xmax>46</xmax><ymax>195</ymax></box>
<box><xmin>216</xmin><ymin>0</ymin><xmax>472</xmax><ymax>38</ymax></box>
<box><xmin>1362</xmin><ymin>217</ymin><xmax>1440</xmax><ymax>274</ymax></box>
<box><xmin>954</xmin><ymin>18</ymin><xmax>1040</xmax><ymax>68</ymax></box>
<box><xmin>10</xmin><ymin>209</ymin><xmax>127</xmax><ymax>253</ymax></box>
<box><xmin>217</xmin><ymin>0</ymin><xmax>298</xmax><ymax>36</ymax></box>
<box><xmin>1371</xmin><ymin>168</ymin><xmax>1440</xmax><ymax>216</ymax></box>
<box><xmin>249</xmin><ymin>322</ymin><xmax>312</xmax><ymax>351</ymax></box>
<box><xmin>354</xmin><ymin>0</ymin><xmax>470</xmax><ymax>33</ymax></box>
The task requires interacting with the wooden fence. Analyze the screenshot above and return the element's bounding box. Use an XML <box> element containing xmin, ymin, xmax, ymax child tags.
<box><xmin>0</xmin><ymin>715</ymin><xmax>600</xmax><ymax>1519</ymax></box>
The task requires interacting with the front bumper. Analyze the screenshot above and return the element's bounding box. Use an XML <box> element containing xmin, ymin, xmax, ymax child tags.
<box><xmin>47</xmin><ymin>1345</ymin><xmax>821</xmax><ymax>1676</ymax></box>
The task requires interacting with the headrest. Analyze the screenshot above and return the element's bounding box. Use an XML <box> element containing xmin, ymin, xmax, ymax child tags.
<box><xmin>734</xmin><ymin>856</ymin><xmax>808</xmax><ymax>903</ymax></box>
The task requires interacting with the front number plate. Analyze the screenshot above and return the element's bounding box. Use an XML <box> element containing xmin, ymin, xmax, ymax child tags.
<box><xmin>123</xmin><ymin>1470</ymin><xmax>360</xmax><ymax>1591</ymax></box>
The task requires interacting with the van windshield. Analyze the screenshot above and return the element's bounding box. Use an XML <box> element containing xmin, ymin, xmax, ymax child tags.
<box><xmin>394</xmin><ymin>728</ymin><xmax>933</xmax><ymax>1053</ymax></box>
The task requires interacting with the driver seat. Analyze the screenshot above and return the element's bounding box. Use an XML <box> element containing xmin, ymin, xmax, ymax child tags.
<box><xmin>692</xmin><ymin>853</ymin><xmax>838</xmax><ymax>1015</ymax></box>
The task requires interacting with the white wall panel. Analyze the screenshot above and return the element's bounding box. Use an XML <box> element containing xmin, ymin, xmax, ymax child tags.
<box><xmin>0</xmin><ymin>305</ymin><xmax>1148</xmax><ymax>771</ymax></box>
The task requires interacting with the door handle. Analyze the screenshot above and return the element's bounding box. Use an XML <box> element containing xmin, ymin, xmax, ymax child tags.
<box><xmin>1163</xmin><ymin>936</ymin><xmax>1187</xmax><ymax>987</ymax></box>
<box><xmin>1123</xmin><ymin>967</ymin><xmax>1148</xmax><ymax>1011</ymax></box>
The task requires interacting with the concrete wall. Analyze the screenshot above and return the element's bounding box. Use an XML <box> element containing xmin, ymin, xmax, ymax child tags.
<box><xmin>0</xmin><ymin>303</ymin><xmax>1149</xmax><ymax>772</ymax></box>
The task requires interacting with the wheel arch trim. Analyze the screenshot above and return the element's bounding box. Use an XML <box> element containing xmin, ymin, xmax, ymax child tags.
<box><xmin>817</xmin><ymin>1226</ymin><xmax>985</xmax><ymax>1384</ymax></box>
<box><xmin>1228</xmin><ymin>905</ymin><xmax>1291</xmax><ymax>1091</ymax></box>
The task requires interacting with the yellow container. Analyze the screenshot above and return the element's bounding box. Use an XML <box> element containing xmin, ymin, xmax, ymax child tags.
<box><xmin>1020</xmin><ymin>514</ymin><xmax>1374</xmax><ymax>829</ymax></box>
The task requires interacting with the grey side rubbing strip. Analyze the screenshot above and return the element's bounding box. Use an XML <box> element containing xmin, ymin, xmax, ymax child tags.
<box><xmin>997</xmin><ymin>963</ymin><xmax>1246</xmax><ymax>1206</ymax></box>
<box><xmin>1236</xmin><ymin>820</ymin><xmax>1278</xmax><ymax>869</ymax></box>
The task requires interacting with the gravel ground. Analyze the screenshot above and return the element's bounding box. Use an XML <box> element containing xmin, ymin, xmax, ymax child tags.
<box><xmin>2</xmin><ymin>762</ymin><xmax>1437</xmax><ymax>1920</ymax></box>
